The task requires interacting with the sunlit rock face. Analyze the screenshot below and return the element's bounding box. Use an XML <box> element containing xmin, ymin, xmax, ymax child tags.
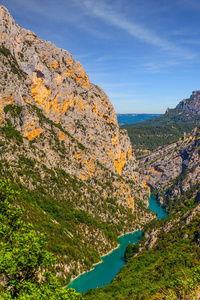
<box><xmin>140</xmin><ymin>127</ymin><xmax>200</xmax><ymax>207</ymax></box>
<box><xmin>177</xmin><ymin>91</ymin><xmax>200</xmax><ymax>115</ymax></box>
<box><xmin>0</xmin><ymin>5</ymin><xmax>136</xmax><ymax>176</ymax></box>
<box><xmin>0</xmin><ymin>5</ymin><xmax>150</xmax><ymax>212</ymax></box>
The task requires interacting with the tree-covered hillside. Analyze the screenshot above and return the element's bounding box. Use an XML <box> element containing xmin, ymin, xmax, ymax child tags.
<box><xmin>0</xmin><ymin>179</ymin><xmax>83</xmax><ymax>299</ymax></box>
<box><xmin>123</xmin><ymin>122</ymin><xmax>195</xmax><ymax>154</ymax></box>
<box><xmin>84</xmin><ymin>183</ymin><xmax>200</xmax><ymax>300</ymax></box>
<box><xmin>85</xmin><ymin>128</ymin><xmax>200</xmax><ymax>299</ymax></box>
<box><xmin>121</xmin><ymin>92</ymin><xmax>200</xmax><ymax>154</ymax></box>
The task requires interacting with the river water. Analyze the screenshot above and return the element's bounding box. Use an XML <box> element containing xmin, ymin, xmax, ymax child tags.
<box><xmin>67</xmin><ymin>194</ymin><xmax>167</xmax><ymax>293</ymax></box>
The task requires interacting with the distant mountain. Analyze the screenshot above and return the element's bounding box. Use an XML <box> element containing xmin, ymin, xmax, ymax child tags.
<box><xmin>117</xmin><ymin>113</ymin><xmax>162</xmax><ymax>126</ymax></box>
<box><xmin>124</xmin><ymin>91</ymin><xmax>200</xmax><ymax>128</ymax></box>
<box><xmin>121</xmin><ymin>91</ymin><xmax>200</xmax><ymax>154</ymax></box>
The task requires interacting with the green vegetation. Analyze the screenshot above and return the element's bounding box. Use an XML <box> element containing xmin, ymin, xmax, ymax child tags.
<box><xmin>83</xmin><ymin>177</ymin><xmax>200</xmax><ymax>299</ymax></box>
<box><xmin>0</xmin><ymin>164</ymin><xmax>122</xmax><ymax>281</ymax></box>
<box><xmin>0</xmin><ymin>103</ymin><xmax>139</xmax><ymax>283</ymax></box>
<box><xmin>0</xmin><ymin>179</ymin><xmax>83</xmax><ymax>299</ymax></box>
<box><xmin>84</xmin><ymin>208</ymin><xmax>200</xmax><ymax>299</ymax></box>
<box><xmin>4</xmin><ymin>104</ymin><xmax>22</xmax><ymax>118</ymax></box>
<box><xmin>85</xmin><ymin>242</ymin><xmax>200</xmax><ymax>299</ymax></box>
<box><xmin>164</xmin><ymin>182</ymin><xmax>200</xmax><ymax>214</ymax></box>
<box><xmin>0</xmin><ymin>119</ymin><xmax>23</xmax><ymax>144</ymax></box>
<box><xmin>24</xmin><ymin>40</ymin><xmax>33</xmax><ymax>47</ymax></box>
<box><xmin>0</xmin><ymin>45</ymin><xmax>11</xmax><ymax>57</ymax></box>
<box><xmin>124</xmin><ymin>243</ymin><xmax>139</xmax><ymax>261</ymax></box>
<box><xmin>162</xmin><ymin>267</ymin><xmax>200</xmax><ymax>299</ymax></box>
<box><xmin>124</xmin><ymin>105</ymin><xmax>200</xmax><ymax>127</ymax></box>
<box><xmin>122</xmin><ymin>122</ymin><xmax>195</xmax><ymax>153</ymax></box>
<box><xmin>121</xmin><ymin>104</ymin><xmax>200</xmax><ymax>153</ymax></box>
<box><xmin>0</xmin><ymin>45</ymin><xmax>25</xmax><ymax>80</ymax></box>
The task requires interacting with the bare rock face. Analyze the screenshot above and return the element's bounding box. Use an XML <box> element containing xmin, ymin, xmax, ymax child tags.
<box><xmin>140</xmin><ymin>127</ymin><xmax>200</xmax><ymax>207</ymax></box>
<box><xmin>0</xmin><ymin>5</ymin><xmax>136</xmax><ymax>178</ymax></box>
<box><xmin>0</xmin><ymin>5</ymin><xmax>153</xmax><ymax>221</ymax></box>
<box><xmin>177</xmin><ymin>91</ymin><xmax>200</xmax><ymax>115</ymax></box>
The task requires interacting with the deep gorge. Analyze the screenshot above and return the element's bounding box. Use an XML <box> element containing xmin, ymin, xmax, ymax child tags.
<box><xmin>67</xmin><ymin>195</ymin><xmax>167</xmax><ymax>293</ymax></box>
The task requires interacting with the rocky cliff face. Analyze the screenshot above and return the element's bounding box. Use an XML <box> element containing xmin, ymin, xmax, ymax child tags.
<box><xmin>0</xmin><ymin>5</ymin><xmax>154</xmax><ymax>281</ymax></box>
<box><xmin>0</xmin><ymin>5</ymin><xmax>135</xmax><ymax>178</ymax></box>
<box><xmin>0</xmin><ymin>4</ymin><xmax>148</xmax><ymax>210</ymax></box>
<box><xmin>177</xmin><ymin>90</ymin><xmax>200</xmax><ymax>115</ymax></box>
<box><xmin>140</xmin><ymin>126</ymin><xmax>200</xmax><ymax>209</ymax></box>
<box><xmin>142</xmin><ymin>201</ymin><xmax>200</xmax><ymax>251</ymax></box>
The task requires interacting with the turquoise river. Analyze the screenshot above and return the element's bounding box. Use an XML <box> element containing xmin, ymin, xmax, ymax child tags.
<box><xmin>67</xmin><ymin>194</ymin><xmax>167</xmax><ymax>293</ymax></box>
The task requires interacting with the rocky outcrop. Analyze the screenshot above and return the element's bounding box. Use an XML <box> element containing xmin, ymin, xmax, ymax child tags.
<box><xmin>0</xmin><ymin>4</ymin><xmax>146</xmax><ymax>209</ymax></box>
<box><xmin>139</xmin><ymin>202</ymin><xmax>200</xmax><ymax>254</ymax></box>
<box><xmin>140</xmin><ymin>127</ymin><xmax>200</xmax><ymax>207</ymax></box>
<box><xmin>0</xmin><ymin>5</ymin><xmax>136</xmax><ymax>179</ymax></box>
<box><xmin>177</xmin><ymin>90</ymin><xmax>200</xmax><ymax>115</ymax></box>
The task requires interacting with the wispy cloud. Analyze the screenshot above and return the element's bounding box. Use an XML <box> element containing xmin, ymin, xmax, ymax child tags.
<box><xmin>80</xmin><ymin>0</ymin><xmax>195</xmax><ymax>60</ymax></box>
<box><xmin>98</xmin><ymin>82</ymin><xmax>141</xmax><ymax>88</ymax></box>
<box><xmin>95</xmin><ymin>55</ymin><xmax>139</xmax><ymax>62</ymax></box>
<box><xmin>142</xmin><ymin>60</ymin><xmax>182</xmax><ymax>74</ymax></box>
<box><xmin>7</xmin><ymin>0</ymin><xmax>84</xmax><ymax>26</ymax></box>
<box><xmin>7</xmin><ymin>0</ymin><xmax>195</xmax><ymax>61</ymax></box>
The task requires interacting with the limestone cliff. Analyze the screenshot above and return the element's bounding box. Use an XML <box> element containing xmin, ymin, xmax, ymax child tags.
<box><xmin>0</xmin><ymin>5</ymin><xmax>154</xmax><ymax>281</ymax></box>
<box><xmin>0</xmin><ymin>5</ymin><xmax>135</xmax><ymax>178</ymax></box>
<box><xmin>176</xmin><ymin>90</ymin><xmax>200</xmax><ymax>116</ymax></box>
<box><xmin>140</xmin><ymin>126</ymin><xmax>200</xmax><ymax>209</ymax></box>
<box><xmin>0</xmin><ymin>4</ymin><xmax>146</xmax><ymax>208</ymax></box>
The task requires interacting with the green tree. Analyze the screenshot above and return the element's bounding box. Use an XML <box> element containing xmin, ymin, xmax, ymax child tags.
<box><xmin>124</xmin><ymin>243</ymin><xmax>139</xmax><ymax>261</ymax></box>
<box><xmin>0</xmin><ymin>179</ymin><xmax>83</xmax><ymax>299</ymax></box>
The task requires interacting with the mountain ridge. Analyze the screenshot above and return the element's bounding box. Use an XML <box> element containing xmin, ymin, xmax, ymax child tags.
<box><xmin>123</xmin><ymin>90</ymin><xmax>200</xmax><ymax>128</ymax></box>
<box><xmin>1</xmin><ymin>5</ymin><xmax>200</xmax><ymax>299</ymax></box>
<box><xmin>121</xmin><ymin>91</ymin><xmax>200</xmax><ymax>154</ymax></box>
<box><xmin>0</xmin><ymin>4</ymin><xmax>134</xmax><ymax>177</ymax></box>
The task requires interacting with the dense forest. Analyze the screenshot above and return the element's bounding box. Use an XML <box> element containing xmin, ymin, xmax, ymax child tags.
<box><xmin>121</xmin><ymin>101</ymin><xmax>200</xmax><ymax>155</ymax></box>
<box><xmin>122</xmin><ymin>122</ymin><xmax>195</xmax><ymax>154</ymax></box>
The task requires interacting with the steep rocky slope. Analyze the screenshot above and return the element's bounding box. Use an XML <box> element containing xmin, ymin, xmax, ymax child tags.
<box><xmin>127</xmin><ymin>90</ymin><xmax>200</xmax><ymax>127</ymax></box>
<box><xmin>0</xmin><ymin>5</ymin><xmax>154</xmax><ymax>282</ymax></box>
<box><xmin>175</xmin><ymin>90</ymin><xmax>200</xmax><ymax>116</ymax></box>
<box><xmin>0</xmin><ymin>5</ymin><xmax>136</xmax><ymax>178</ymax></box>
<box><xmin>140</xmin><ymin>126</ymin><xmax>200</xmax><ymax>212</ymax></box>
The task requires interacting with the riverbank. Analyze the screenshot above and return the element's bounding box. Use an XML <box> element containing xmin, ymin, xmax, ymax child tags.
<box><xmin>66</xmin><ymin>230</ymin><xmax>143</xmax><ymax>293</ymax></box>
<box><xmin>66</xmin><ymin>195</ymin><xmax>167</xmax><ymax>293</ymax></box>
<box><xmin>63</xmin><ymin>244</ymin><xmax>119</xmax><ymax>288</ymax></box>
<box><xmin>64</xmin><ymin>229</ymin><xmax>140</xmax><ymax>289</ymax></box>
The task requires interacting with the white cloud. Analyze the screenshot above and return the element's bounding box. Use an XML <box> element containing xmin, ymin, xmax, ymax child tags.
<box><xmin>142</xmin><ymin>60</ymin><xmax>182</xmax><ymax>74</ymax></box>
<box><xmin>81</xmin><ymin>0</ymin><xmax>195</xmax><ymax>60</ymax></box>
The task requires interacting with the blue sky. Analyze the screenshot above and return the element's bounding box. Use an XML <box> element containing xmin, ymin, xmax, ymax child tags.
<box><xmin>2</xmin><ymin>0</ymin><xmax>200</xmax><ymax>113</ymax></box>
